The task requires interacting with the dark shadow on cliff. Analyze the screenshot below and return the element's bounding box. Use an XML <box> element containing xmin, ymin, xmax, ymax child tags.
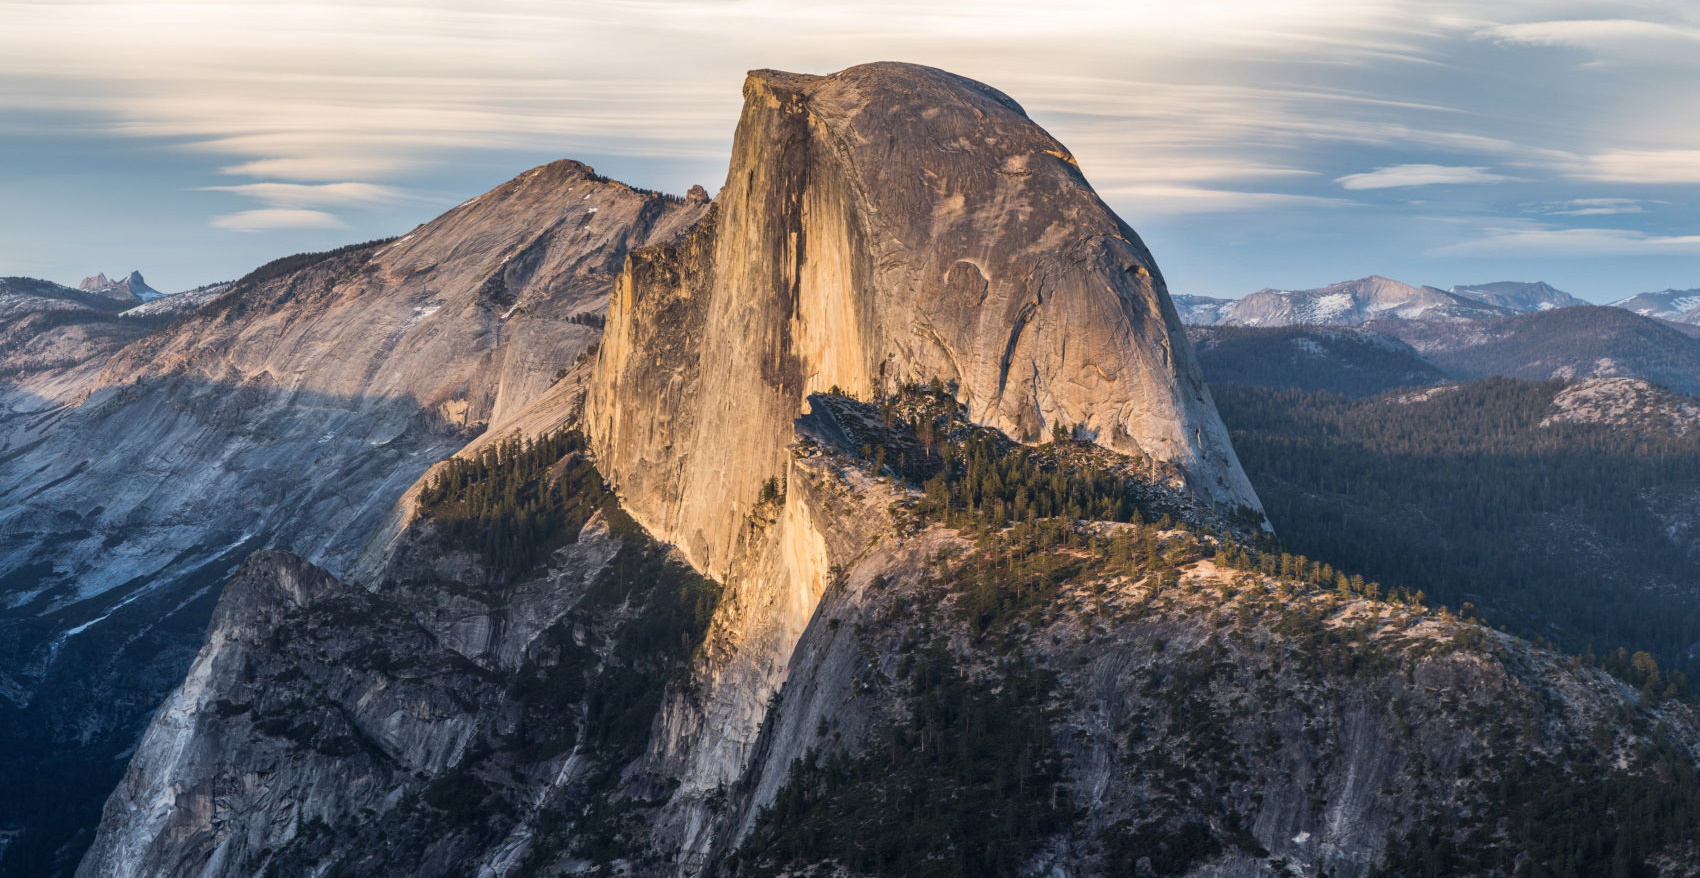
<box><xmin>0</xmin><ymin>375</ymin><xmax>480</xmax><ymax>878</ymax></box>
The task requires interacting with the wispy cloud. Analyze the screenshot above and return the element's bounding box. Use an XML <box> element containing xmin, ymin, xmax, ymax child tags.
<box><xmin>1431</xmin><ymin>223</ymin><xmax>1700</xmax><ymax>257</ymax></box>
<box><xmin>1572</xmin><ymin>150</ymin><xmax>1700</xmax><ymax>185</ymax></box>
<box><xmin>0</xmin><ymin>1</ymin><xmax>1472</xmax><ymax>203</ymax></box>
<box><xmin>1336</xmin><ymin>164</ymin><xmax>1526</xmax><ymax>190</ymax></box>
<box><xmin>200</xmin><ymin>182</ymin><xmax>411</xmax><ymax>208</ymax></box>
<box><xmin>217</xmin><ymin>156</ymin><xmax>422</xmax><ymax>183</ymax></box>
<box><xmin>210</xmin><ymin>209</ymin><xmax>349</xmax><ymax>232</ymax></box>
<box><xmin>1482</xmin><ymin>19</ymin><xmax>1700</xmax><ymax>53</ymax></box>
<box><xmin>1097</xmin><ymin>183</ymin><xmax>1353</xmax><ymax>216</ymax></box>
<box><xmin>1537</xmin><ymin>197</ymin><xmax>1647</xmax><ymax>216</ymax></box>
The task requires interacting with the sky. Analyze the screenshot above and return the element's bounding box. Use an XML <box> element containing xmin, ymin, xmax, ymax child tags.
<box><xmin>1</xmin><ymin>0</ymin><xmax>1698</xmax><ymax>301</ymax></box>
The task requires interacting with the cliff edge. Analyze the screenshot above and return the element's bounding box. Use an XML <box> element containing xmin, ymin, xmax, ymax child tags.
<box><xmin>587</xmin><ymin>62</ymin><xmax>1259</xmax><ymax>578</ymax></box>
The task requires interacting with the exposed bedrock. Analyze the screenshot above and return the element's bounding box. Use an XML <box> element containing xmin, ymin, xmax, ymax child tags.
<box><xmin>587</xmin><ymin>62</ymin><xmax>1259</xmax><ymax>583</ymax></box>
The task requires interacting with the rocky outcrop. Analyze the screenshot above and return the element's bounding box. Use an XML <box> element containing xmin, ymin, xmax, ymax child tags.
<box><xmin>1540</xmin><ymin>376</ymin><xmax>1700</xmax><ymax>434</ymax></box>
<box><xmin>588</xmin><ymin>62</ymin><xmax>1258</xmax><ymax>585</ymax></box>
<box><xmin>78</xmin><ymin>271</ymin><xmax>160</xmax><ymax>303</ymax></box>
<box><xmin>75</xmin><ymin>520</ymin><xmax>636</xmax><ymax>878</ymax></box>
<box><xmin>0</xmin><ymin>161</ymin><xmax>707</xmax><ymax>874</ymax></box>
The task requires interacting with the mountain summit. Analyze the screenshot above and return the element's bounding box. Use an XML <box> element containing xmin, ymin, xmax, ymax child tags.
<box><xmin>1613</xmin><ymin>288</ymin><xmax>1700</xmax><ymax>325</ymax></box>
<box><xmin>1449</xmin><ymin>280</ymin><xmax>1583</xmax><ymax>312</ymax></box>
<box><xmin>77</xmin><ymin>269</ymin><xmax>162</xmax><ymax>302</ymax></box>
<box><xmin>591</xmin><ymin>62</ymin><xmax>1258</xmax><ymax>579</ymax></box>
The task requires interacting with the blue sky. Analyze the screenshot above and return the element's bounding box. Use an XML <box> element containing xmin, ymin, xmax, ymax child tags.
<box><xmin>2</xmin><ymin>0</ymin><xmax>1697</xmax><ymax>301</ymax></box>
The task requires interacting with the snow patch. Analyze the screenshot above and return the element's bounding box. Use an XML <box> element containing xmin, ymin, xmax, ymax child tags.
<box><xmin>1309</xmin><ymin>292</ymin><xmax>1354</xmax><ymax>321</ymax></box>
<box><xmin>1390</xmin><ymin>384</ymin><xmax>1459</xmax><ymax>405</ymax></box>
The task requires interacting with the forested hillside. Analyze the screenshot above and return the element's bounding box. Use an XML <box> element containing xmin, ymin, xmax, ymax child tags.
<box><xmin>1392</xmin><ymin>306</ymin><xmax>1700</xmax><ymax>396</ymax></box>
<box><xmin>1187</xmin><ymin>325</ymin><xmax>1446</xmax><ymax>396</ymax></box>
<box><xmin>1215</xmin><ymin>379</ymin><xmax>1700</xmax><ymax>676</ymax></box>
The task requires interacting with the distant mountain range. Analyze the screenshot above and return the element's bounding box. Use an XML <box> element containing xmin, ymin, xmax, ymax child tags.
<box><xmin>1449</xmin><ymin>280</ymin><xmax>1586</xmax><ymax>312</ymax></box>
<box><xmin>1614</xmin><ymin>289</ymin><xmax>1700</xmax><ymax>325</ymax></box>
<box><xmin>1187</xmin><ymin>324</ymin><xmax>1446</xmax><ymax>396</ymax></box>
<box><xmin>1177</xmin><ymin>275</ymin><xmax>1700</xmax><ymax>328</ymax></box>
<box><xmin>1189</xmin><ymin>306</ymin><xmax>1700</xmax><ymax>398</ymax></box>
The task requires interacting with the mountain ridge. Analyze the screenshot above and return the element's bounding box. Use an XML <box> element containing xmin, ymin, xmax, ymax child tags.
<box><xmin>1448</xmin><ymin>280</ymin><xmax>1585</xmax><ymax>312</ymax></box>
<box><xmin>1177</xmin><ymin>274</ymin><xmax>1700</xmax><ymax>330</ymax></box>
<box><xmin>1614</xmin><ymin>288</ymin><xmax>1700</xmax><ymax>325</ymax></box>
<box><xmin>0</xmin><ymin>159</ymin><xmax>708</xmax><ymax>875</ymax></box>
<box><xmin>1219</xmin><ymin>275</ymin><xmax>1510</xmax><ymax>327</ymax></box>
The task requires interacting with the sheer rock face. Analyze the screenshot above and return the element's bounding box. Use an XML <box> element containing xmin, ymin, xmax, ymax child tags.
<box><xmin>588</xmin><ymin>62</ymin><xmax>1259</xmax><ymax>580</ymax></box>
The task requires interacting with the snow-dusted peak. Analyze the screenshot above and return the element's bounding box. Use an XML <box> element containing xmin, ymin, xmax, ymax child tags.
<box><xmin>1449</xmin><ymin>281</ymin><xmax>1584</xmax><ymax>313</ymax></box>
<box><xmin>76</xmin><ymin>270</ymin><xmax>160</xmax><ymax>303</ymax></box>
<box><xmin>1170</xmin><ymin>294</ymin><xmax>1238</xmax><ymax>325</ymax></box>
<box><xmin>1611</xmin><ymin>289</ymin><xmax>1700</xmax><ymax>325</ymax></box>
<box><xmin>1220</xmin><ymin>275</ymin><xmax>1508</xmax><ymax>327</ymax></box>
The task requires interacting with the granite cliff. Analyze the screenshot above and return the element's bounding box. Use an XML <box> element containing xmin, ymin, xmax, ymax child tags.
<box><xmin>582</xmin><ymin>63</ymin><xmax>1260</xmax><ymax>867</ymax></box>
<box><xmin>588</xmin><ymin>63</ymin><xmax>1258</xmax><ymax>583</ymax></box>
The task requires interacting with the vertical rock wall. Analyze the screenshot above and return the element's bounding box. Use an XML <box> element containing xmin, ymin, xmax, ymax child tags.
<box><xmin>587</xmin><ymin>62</ymin><xmax>1258</xmax><ymax>583</ymax></box>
